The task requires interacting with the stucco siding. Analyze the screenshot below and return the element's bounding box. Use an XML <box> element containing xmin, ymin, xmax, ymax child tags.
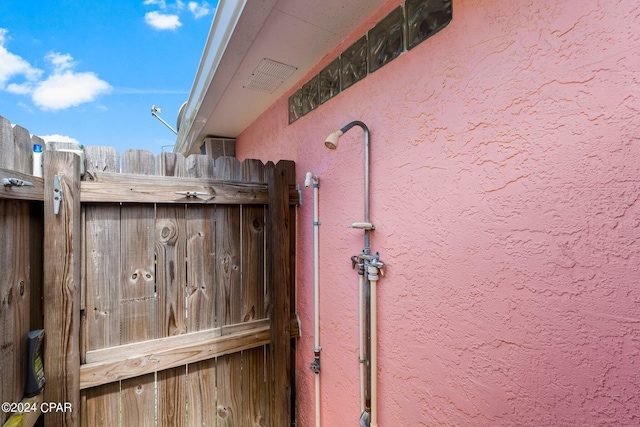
<box><xmin>237</xmin><ymin>0</ymin><xmax>640</xmax><ymax>425</ymax></box>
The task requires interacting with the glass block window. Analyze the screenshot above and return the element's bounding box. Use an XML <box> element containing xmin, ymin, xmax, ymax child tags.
<box><xmin>288</xmin><ymin>0</ymin><xmax>452</xmax><ymax>123</ymax></box>
<box><xmin>302</xmin><ymin>76</ymin><xmax>319</xmax><ymax>115</ymax></box>
<box><xmin>369</xmin><ymin>6</ymin><xmax>404</xmax><ymax>73</ymax></box>
<box><xmin>319</xmin><ymin>57</ymin><xmax>341</xmax><ymax>104</ymax></box>
<box><xmin>341</xmin><ymin>36</ymin><xmax>368</xmax><ymax>90</ymax></box>
<box><xmin>406</xmin><ymin>0</ymin><xmax>453</xmax><ymax>50</ymax></box>
<box><xmin>288</xmin><ymin>88</ymin><xmax>303</xmax><ymax>124</ymax></box>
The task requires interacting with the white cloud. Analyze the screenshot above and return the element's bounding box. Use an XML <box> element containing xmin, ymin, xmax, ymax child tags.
<box><xmin>188</xmin><ymin>1</ymin><xmax>211</xmax><ymax>18</ymax></box>
<box><xmin>39</xmin><ymin>134</ymin><xmax>80</xmax><ymax>145</ymax></box>
<box><xmin>6</xmin><ymin>82</ymin><xmax>33</xmax><ymax>94</ymax></box>
<box><xmin>32</xmin><ymin>70</ymin><xmax>112</xmax><ymax>111</ymax></box>
<box><xmin>145</xmin><ymin>11</ymin><xmax>182</xmax><ymax>30</ymax></box>
<box><xmin>0</xmin><ymin>28</ymin><xmax>43</xmax><ymax>89</ymax></box>
<box><xmin>143</xmin><ymin>0</ymin><xmax>167</xmax><ymax>8</ymax></box>
<box><xmin>45</xmin><ymin>52</ymin><xmax>75</xmax><ymax>72</ymax></box>
<box><xmin>0</xmin><ymin>29</ymin><xmax>112</xmax><ymax>111</ymax></box>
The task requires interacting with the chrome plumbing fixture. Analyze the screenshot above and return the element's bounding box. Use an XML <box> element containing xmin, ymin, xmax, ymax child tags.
<box><xmin>305</xmin><ymin>171</ymin><xmax>322</xmax><ymax>427</ymax></box>
<box><xmin>324</xmin><ymin>121</ymin><xmax>373</xmax><ymax>252</ymax></box>
<box><xmin>324</xmin><ymin>121</ymin><xmax>385</xmax><ymax>427</ymax></box>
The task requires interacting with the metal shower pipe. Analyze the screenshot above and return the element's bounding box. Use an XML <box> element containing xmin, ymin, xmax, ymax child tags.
<box><xmin>325</xmin><ymin>121</ymin><xmax>383</xmax><ymax>427</ymax></box>
<box><xmin>305</xmin><ymin>172</ymin><xmax>322</xmax><ymax>427</ymax></box>
<box><xmin>324</xmin><ymin>121</ymin><xmax>372</xmax><ymax>253</ymax></box>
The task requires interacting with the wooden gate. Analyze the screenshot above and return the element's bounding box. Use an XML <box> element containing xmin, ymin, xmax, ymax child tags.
<box><xmin>1</xmin><ymin>117</ymin><xmax>297</xmax><ymax>426</ymax></box>
<box><xmin>44</xmin><ymin>148</ymin><xmax>297</xmax><ymax>427</ymax></box>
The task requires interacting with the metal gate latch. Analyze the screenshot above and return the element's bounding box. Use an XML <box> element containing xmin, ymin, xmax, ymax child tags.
<box><xmin>53</xmin><ymin>175</ymin><xmax>62</xmax><ymax>215</ymax></box>
<box><xmin>174</xmin><ymin>191</ymin><xmax>212</xmax><ymax>198</ymax></box>
<box><xmin>3</xmin><ymin>178</ymin><xmax>34</xmax><ymax>187</ymax></box>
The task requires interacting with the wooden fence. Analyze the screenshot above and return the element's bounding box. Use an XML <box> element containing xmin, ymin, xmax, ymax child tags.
<box><xmin>0</xmin><ymin>115</ymin><xmax>298</xmax><ymax>427</ymax></box>
<box><xmin>0</xmin><ymin>116</ymin><xmax>45</xmax><ymax>427</ymax></box>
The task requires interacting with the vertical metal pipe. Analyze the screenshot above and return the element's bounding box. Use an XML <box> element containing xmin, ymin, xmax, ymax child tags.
<box><xmin>357</xmin><ymin>265</ymin><xmax>366</xmax><ymax>414</ymax></box>
<box><xmin>340</xmin><ymin>121</ymin><xmax>372</xmax><ymax>419</ymax></box>
<box><xmin>313</xmin><ymin>178</ymin><xmax>321</xmax><ymax>427</ymax></box>
<box><xmin>338</xmin><ymin>121</ymin><xmax>370</xmax><ymax>249</ymax></box>
<box><xmin>306</xmin><ymin>173</ymin><xmax>322</xmax><ymax>427</ymax></box>
<box><xmin>330</xmin><ymin>121</ymin><xmax>376</xmax><ymax>426</ymax></box>
<box><xmin>368</xmin><ymin>264</ymin><xmax>380</xmax><ymax>427</ymax></box>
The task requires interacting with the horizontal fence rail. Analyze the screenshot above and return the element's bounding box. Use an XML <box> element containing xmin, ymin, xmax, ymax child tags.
<box><xmin>80</xmin><ymin>316</ymin><xmax>300</xmax><ymax>389</ymax></box>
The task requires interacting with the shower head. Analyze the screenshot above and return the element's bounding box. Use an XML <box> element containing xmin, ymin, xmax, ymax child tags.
<box><xmin>324</xmin><ymin>129</ymin><xmax>343</xmax><ymax>150</ymax></box>
<box><xmin>323</xmin><ymin>120</ymin><xmax>372</xmax><ymax>229</ymax></box>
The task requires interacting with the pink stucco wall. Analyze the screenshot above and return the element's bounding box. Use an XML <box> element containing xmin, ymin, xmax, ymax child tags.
<box><xmin>237</xmin><ymin>0</ymin><xmax>640</xmax><ymax>425</ymax></box>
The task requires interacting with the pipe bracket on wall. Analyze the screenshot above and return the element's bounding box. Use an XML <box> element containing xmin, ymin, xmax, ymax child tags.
<box><xmin>309</xmin><ymin>348</ymin><xmax>321</xmax><ymax>374</ymax></box>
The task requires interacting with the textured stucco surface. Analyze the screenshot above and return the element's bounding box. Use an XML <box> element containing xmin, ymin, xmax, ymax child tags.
<box><xmin>237</xmin><ymin>0</ymin><xmax>640</xmax><ymax>425</ymax></box>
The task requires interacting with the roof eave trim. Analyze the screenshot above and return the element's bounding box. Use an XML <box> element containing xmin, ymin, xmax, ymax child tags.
<box><xmin>174</xmin><ymin>0</ymin><xmax>248</xmax><ymax>155</ymax></box>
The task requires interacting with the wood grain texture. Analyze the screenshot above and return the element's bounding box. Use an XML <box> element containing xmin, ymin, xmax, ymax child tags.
<box><xmin>38</xmin><ymin>148</ymin><xmax>298</xmax><ymax>426</ymax></box>
<box><xmin>156</xmin><ymin>152</ymin><xmax>187</xmax><ymax>427</ymax></box>
<box><xmin>214</xmin><ymin>157</ymin><xmax>243</xmax><ymax>427</ymax></box>
<box><xmin>242</xmin><ymin>159</ymin><xmax>268</xmax><ymax>427</ymax></box>
<box><xmin>0</xmin><ymin>168</ymin><xmax>44</xmax><ymax>201</ymax></box>
<box><xmin>157</xmin><ymin>152</ymin><xmax>185</xmax><ymax>177</ymax></box>
<box><xmin>84</xmin><ymin>319</ymin><xmax>279</xmax><ymax>363</ymax></box>
<box><xmin>84</xmin><ymin>146</ymin><xmax>120</xmax><ymax>178</ymax></box>
<box><xmin>0</xmin><ymin>117</ymin><xmax>301</xmax><ymax>426</ymax></box>
<box><xmin>120</xmin><ymin>150</ymin><xmax>156</xmax><ymax>426</ymax></box>
<box><xmin>121</xmin><ymin>149</ymin><xmax>155</xmax><ymax>175</ymax></box>
<box><xmin>80</xmin><ymin>179</ymin><xmax>268</xmax><ymax>204</ymax></box>
<box><xmin>81</xmin><ymin>325</ymin><xmax>270</xmax><ymax>390</ymax></box>
<box><xmin>0</xmin><ymin>200</ymin><xmax>16</xmax><ymax>425</ymax></box>
<box><xmin>12</xmin><ymin>124</ymin><xmax>31</xmax><ymax>174</ymax></box>
<box><xmin>81</xmin><ymin>147</ymin><xmax>121</xmax><ymax>427</ymax></box>
<box><xmin>43</xmin><ymin>151</ymin><xmax>81</xmax><ymax>427</ymax></box>
<box><xmin>0</xmin><ymin>116</ymin><xmax>15</xmax><ymax>170</ymax></box>
<box><xmin>121</xmin><ymin>374</ymin><xmax>155</xmax><ymax>426</ymax></box>
<box><xmin>185</xmin><ymin>154</ymin><xmax>217</xmax><ymax>427</ymax></box>
<box><xmin>12</xmin><ymin>201</ymin><xmax>30</xmax><ymax>406</ymax></box>
<box><xmin>267</xmin><ymin>161</ymin><xmax>292</xmax><ymax>427</ymax></box>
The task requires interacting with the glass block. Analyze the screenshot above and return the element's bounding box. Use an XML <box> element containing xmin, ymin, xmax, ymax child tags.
<box><xmin>319</xmin><ymin>57</ymin><xmax>340</xmax><ymax>104</ymax></box>
<box><xmin>368</xmin><ymin>6</ymin><xmax>404</xmax><ymax>73</ymax></box>
<box><xmin>302</xmin><ymin>76</ymin><xmax>319</xmax><ymax>115</ymax></box>
<box><xmin>288</xmin><ymin>89</ymin><xmax>303</xmax><ymax>124</ymax></box>
<box><xmin>406</xmin><ymin>0</ymin><xmax>453</xmax><ymax>50</ymax></box>
<box><xmin>341</xmin><ymin>36</ymin><xmax>368</xmax><ymax>90</ymax></box>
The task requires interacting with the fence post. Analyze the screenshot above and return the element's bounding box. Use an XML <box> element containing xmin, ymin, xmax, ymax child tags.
<box><xmin>267</xmin><ymin>161</ymin><xmax>292</xmax><ymax>426</ymax></box>
<box><xmin>43</xmin><ymin>151</ymin><xmax>81</xmax><ymax>427</ymax></box>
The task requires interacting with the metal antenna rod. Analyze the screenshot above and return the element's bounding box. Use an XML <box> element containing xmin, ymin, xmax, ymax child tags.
<box><xmin>151</xmin><ymin>105</ymin><xmax>178</xmax><ymax>135</ymax></box>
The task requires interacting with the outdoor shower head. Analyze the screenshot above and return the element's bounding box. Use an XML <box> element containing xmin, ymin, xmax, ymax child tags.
<box><xmin>324</xmin><ymin>129</ymin><xmax>343</xmax><ymax>150</ymax></box>
<box><xmin>323</xmin><ymin>120</ymin><xmax>372</xmax><ymax>228</ymax></box>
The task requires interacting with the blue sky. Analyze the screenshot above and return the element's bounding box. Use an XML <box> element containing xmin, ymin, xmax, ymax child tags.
<box><xmin>0</xmin><ymin>0</ymin><xmax>216</xmax><ymax>154</ymax></box>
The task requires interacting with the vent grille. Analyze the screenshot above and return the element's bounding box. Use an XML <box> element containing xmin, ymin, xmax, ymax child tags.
<box><xmin>244</xmin><ymin>58</ymin><xmax>297</xmax><ymax>93</ymax></box>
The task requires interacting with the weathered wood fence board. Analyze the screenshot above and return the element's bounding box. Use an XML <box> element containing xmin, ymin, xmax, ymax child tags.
<box><xmin>79</xmin><ymin>149</ymin><xmax>297</xmax><ymax>426</ymax></box>
<box><xmin>1</xmin><ymin>113</ymin><xmax>298</xmax><ymax>427</ymax></box>
<box><xmin>43</xmin><ymin>151</ymin><xmax>82</xmax><ymax>427</ymax></box>
<box><xmin>0</xmin><ymin>116</ymin><xmax>44</xmax><ymax>427</ymax></box>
